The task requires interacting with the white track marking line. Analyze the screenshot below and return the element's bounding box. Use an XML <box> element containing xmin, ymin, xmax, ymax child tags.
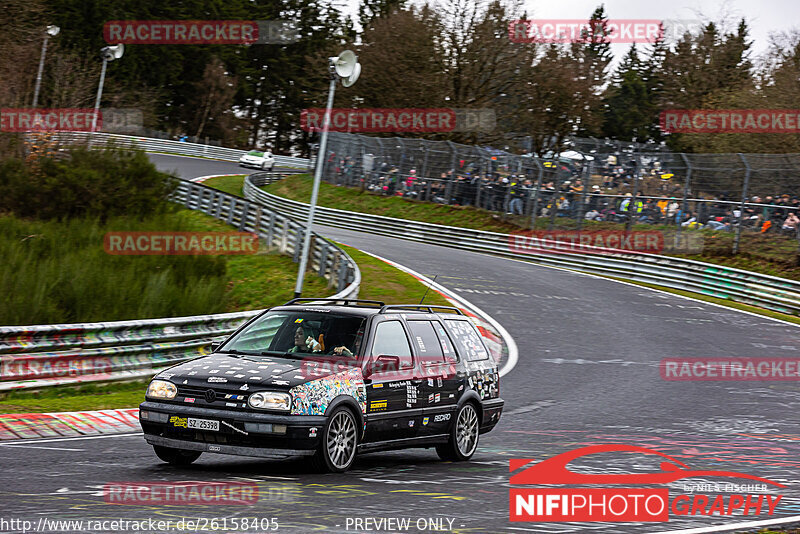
<box><xmin>0</xmin><ymin>432</ymin><xmax>142</xmax><ymax>445</ymax></box>
<box><xmin>0</xmin><ymin>444</ymin><xmax>84</xmax><ymax>451</ymax></box>
<box><xmin>347</xmin><ymin>247</ymin><xmax>519</xmax><ymax>377</ymax></box>
<box><xmin>498</xmin><ymin>255</ymin><xmax>800</xmax><ymax>329</ymax></box>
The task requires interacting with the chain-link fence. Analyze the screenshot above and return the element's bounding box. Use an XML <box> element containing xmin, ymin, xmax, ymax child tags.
<box><xmin>320</xmin><ymin>132</ymin><xmax>800</xmax><ymax>255</ymax></box>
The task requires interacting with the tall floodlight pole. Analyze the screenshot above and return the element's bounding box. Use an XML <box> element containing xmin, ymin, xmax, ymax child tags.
<box><xmin>294</xmin><ymin>50</ymin><xmax>361</xmax><ymax>298</ymax></box>
<box><xmin>32</xmin><ymin>25</ymin><xmax>60</xmax><ymax>107</ymax></box>
<box><xmin>90</xmin><ymin>44</ymin><xmax>124</xmax><ymax>146</ymax></box>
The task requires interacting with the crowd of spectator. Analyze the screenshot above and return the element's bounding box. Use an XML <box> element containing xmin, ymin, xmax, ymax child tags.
<box><xmin>328</xmin><ymin>154</ymin><xmax>800</xmax><ymax>236</ymax></box>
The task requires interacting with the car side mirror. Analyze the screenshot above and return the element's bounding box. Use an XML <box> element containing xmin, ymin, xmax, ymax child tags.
<box><xmin>364</xmin><ymin>355</ymin><xmax>400</xmax><ymax>377</ymax></box>
<box><xmin>210</xmin><ymin>341</ymin><xmax>221</xmax><ymax>352</ymax></box>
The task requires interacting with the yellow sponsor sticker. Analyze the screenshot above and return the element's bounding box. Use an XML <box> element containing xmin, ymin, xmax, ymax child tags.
<box><xmin>369</xmin><ymin>400</ymin><xmax>388</xmax><ymax>411</ymax></box>
<box><xmin>169</xmin><ymin>416</ymin><xmax>188</xmax><ymax>428</ymax></box>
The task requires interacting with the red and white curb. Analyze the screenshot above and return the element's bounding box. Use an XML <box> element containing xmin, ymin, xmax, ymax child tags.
<box><xmin>0</xmin><ymin>408</ymin><xmax>139</xmax><ymax>441</ymax></box>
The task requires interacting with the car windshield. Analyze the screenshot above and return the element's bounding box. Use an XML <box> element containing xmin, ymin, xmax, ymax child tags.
<box><xmin>246</xmin><ymin>150</ymin><xmax>263</xmax><ymax>156</ymax></box>
<box><xmin>222</xmin><ymin>310</ymin><xmax>366</xmax><ymax>359</ymax></box>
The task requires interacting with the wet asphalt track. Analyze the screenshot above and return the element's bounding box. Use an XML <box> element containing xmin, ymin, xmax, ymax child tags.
<box><xmin>2</xmin><ymin>154</ymin><xmax>800</xmax><ymax>534</ymax></box>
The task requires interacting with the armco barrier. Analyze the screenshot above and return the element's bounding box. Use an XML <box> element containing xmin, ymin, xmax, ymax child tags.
<box><xmin>0</xmin><ymin>178</ymin><xmax>359</xmax><ymax>391</ymax></box>
<box><xmin>243</xmin><ymin>173</ymin><xmax>800</xmax><ymax>317</ymax></box>
<box><xmin>46</xmin><ymin>131</ymin><xmax>311</xmax><ymax>169</ymax></box>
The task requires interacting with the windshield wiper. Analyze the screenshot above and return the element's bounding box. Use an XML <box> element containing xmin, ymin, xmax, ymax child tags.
<box><xmin>259</xmin><ymin>350</ymin><xmax>302</xmax><ymax>359</ymax></box>
<box><xmin>220</xmin><ymin>349</ymin><xmax>261</xmax><ymax>357</ymax></box>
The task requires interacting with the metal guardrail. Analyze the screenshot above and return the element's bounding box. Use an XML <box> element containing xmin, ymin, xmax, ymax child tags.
<box><xmin>46</xmin><ymin>132</ymin><xmax>312</xmax><ymax>169</ymax></box>
<box><xmin>244</xmin><ymin>173</ymin><xmax>800</xmax><ymax>317</ymax></box>
<box><xmin>0</xmin><ymin>177</ymin><xmax>359</xmax><ymax>390</ymax></box>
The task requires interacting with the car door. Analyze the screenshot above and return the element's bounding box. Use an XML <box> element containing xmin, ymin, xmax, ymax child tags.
<box><xmin>406</xmin><ymin>319</ymin><xmax>461</xmax><ymax>438</ymax></box>
<box><xmin>362</xmin><ymin>319</ymin><xmax>420</xmax><ymax>442</ymax></box>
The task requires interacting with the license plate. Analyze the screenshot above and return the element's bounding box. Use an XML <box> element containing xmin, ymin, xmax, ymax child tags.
<box><xmin>187</xmin><ymin>417</ymin><xmax>219</xmax><ymax>431</ymax></box>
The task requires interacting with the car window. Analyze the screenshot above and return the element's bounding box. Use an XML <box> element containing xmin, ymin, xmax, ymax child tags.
<box><xmin>222</xmin><ymin>311</ymin><xmax>365</xmax><ymax>358</ymax></box>
<box><xmin>432</xmin><ymin>321</ymin><xmax>459</xmax><ymax>363</ymax></box>
<box><xmin>407</xmin><ymin>320</ymin><xmax>446</xmax><ymax>365</ymax></box>
<box><xmin>444</xmin><ymin>319</ymin><xmax>489</xmax><ymax>361</ymax></box>
<box><xmin>247</xmin><ymin>150</ymin><xmax>263</xmax><ymax>156</ymax></box>
<box><xmin>226</xmin><ymin>313</ymin><xmax>287</xmax><ymax>351</ymax></box>
<box><xmin>370</xmin><ymin>320</ymin><xmax>413</xmax><ymax>368</ymax></box>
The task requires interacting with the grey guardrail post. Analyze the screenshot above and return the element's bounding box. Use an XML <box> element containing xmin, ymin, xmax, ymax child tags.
<box><xmin>675</xmin><ymin>153</ymin><xmax>692</xmax><ymax>250</ymax></box>
<box><xmin>733</xmin><ymin>153</ymin><xmax>751</xmax><ymax>255</ymax></box>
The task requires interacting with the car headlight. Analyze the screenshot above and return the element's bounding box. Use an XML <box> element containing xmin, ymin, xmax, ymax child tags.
<box><xmin>248</xmin><ymin>391</ymin><xmax>291</xmax><ymax>411</ymax></box>
<box><xmin>146</xmin><ymin>379</ymin><xmax>177</xmax><ymax>399</ymax></box>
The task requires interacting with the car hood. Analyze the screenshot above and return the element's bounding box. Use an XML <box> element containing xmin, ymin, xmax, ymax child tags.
<box><xmin>154</xmin><ymin>352</ymin><xmax>359</xmax><ymax>391</ymax></box>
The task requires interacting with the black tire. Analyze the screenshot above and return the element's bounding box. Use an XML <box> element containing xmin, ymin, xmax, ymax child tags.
<box><xmin>153</xmin><ymin>445</ymin><xmax>202</xmax><ymax>466</ymax></box>
<box><xmin>312</xmin><ymin>406</ymin><xmax>359</xmax><ymax>473</ymax></box>
<box><xmin>436</xmin><ymin>402</ymin><xmax>480</xmax><ymax>462</ymax></box>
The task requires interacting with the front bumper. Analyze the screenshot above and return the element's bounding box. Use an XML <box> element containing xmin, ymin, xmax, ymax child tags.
<box><xmin>140</xmin><ymin>401</ymin><xmax>326</xmax><ymax>458</ymax></box>
<box><xmin>239</xmin><ymin>160</ymin><xmax>271</xmax><ymax>169</ymax></box>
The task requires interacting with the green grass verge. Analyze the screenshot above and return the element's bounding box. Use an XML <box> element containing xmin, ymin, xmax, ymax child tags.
<box><xmin>336</xmin><ymin>244</ymin><xmax>451</xmax><ymax>307</ymax></box>
<box><xmin>200</xmin><ymin>174</ymin><xmax>248</xmax><ymax>197</ymax></box>
<box><xmin>0</xmin><ymin>380</ymin><xmax>148</xmax><ymax>414</ymax></box>
<box><xmin>0</xmin><ymin>209</ymin><xmax>330</xmax><ymax>324</ymax></box>
<box><xmin>178</xmin><ymin>209</ymin><xmax>330</xmax><ymax>312</ymax></box>
<box><xmin>255</xmin><ymin>174</ymin><xmax>800</xmax><ymax>282</ymax></box>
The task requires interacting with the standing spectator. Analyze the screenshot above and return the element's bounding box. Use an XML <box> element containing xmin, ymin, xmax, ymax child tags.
<box><xmin>781</xmin><ymin>212</ymin><xmax>799</xmax><ymax>235</ymax></box>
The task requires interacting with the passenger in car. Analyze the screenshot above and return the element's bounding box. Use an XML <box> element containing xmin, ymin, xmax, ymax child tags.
<box><xmin>289</xmin><ymin>325</ymin><xmax>323</xmax><ymax>353</ymax></box>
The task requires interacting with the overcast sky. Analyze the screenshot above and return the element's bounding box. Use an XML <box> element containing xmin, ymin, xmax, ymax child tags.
<box><xmin>338</xmin><ymin>0</ymin><xmax>800</xmax><ymax>66</ymax></box>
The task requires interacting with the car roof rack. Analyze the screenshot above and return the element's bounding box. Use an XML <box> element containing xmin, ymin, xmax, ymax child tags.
<box><xmin>378</xmin><ymin>305</ymin><xmax>465</xmax><ymax>315</ymax></box>
<box><xmin>282</xmin><ymin>298</ymin><xmax>386</xmax><ymax>308</ymax></box>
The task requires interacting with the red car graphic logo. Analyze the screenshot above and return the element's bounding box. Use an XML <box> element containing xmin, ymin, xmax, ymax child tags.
<box><xmin>510</xmin><ymin>444</ymin><xmax>785</xmax><ymax>487</ymax></box>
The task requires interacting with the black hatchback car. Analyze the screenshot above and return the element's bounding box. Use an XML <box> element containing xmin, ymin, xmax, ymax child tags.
<box><xmin>139</xmin><ymin>299</ymin><xmax>504</xmax><ymax>472</ymax></box>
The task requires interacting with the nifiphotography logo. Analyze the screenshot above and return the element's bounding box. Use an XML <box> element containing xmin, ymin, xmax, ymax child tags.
<box><xmin>509</xmin><ymin>444</ymin><xmax>784</xmax><ymax>522</ymax></box>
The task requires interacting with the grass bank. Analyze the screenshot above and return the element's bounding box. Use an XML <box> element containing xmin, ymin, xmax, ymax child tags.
<box><xmin>0</xmin><ymin>209</ymin><xmax>330</xmax><ymax>325</ymax></box>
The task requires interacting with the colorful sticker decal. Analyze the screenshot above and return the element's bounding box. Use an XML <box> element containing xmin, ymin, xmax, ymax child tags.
<box><xmin>169</xmin><ymin>416</ymin><xmax>187</xmax><ymax>428</ymax></box>
<box><xmin>289</xmin><ymin>367</ymin><xmax>367</xmax><ymax>416</ymax></box>
<box><xmin>370</xmin><ymin>400</ymin><xmax>388</xmax><ymax>411</ymax></box>
<box><xmin>406</xmin><ymin>384</ymin><xmax>418</xmax><ymax>405</ymax></box>
<box><xmin>422</xmin><ymin>417</ymin><xmax>429</xmax><ymax>426</ymax></box>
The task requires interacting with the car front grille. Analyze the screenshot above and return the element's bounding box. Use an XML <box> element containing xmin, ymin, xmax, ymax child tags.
<box><xmin>177</xmin><ymin>386</ymin><xmax>249</xmax><ymax>407</ymax></box>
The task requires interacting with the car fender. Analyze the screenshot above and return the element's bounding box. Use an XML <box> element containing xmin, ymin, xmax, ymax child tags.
<box><xmin>457</xmin><ymin>390</ymin><xmax>484</xmax><ymax>424</ymax></box>
<box><xmin>325</xmin><ymin>394</ymin><xmax>366</xmax><ymax>438</ymax></box>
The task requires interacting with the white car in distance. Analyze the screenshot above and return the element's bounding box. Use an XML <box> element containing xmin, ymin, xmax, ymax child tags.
<box><xmin>239</xmin><ymin>150</ymin><xmax>276</xmax><ymax>171</ymax></box>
